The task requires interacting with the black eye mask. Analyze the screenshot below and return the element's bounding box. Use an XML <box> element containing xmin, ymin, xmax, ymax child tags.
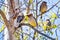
<box><xmin>17</xmin><ymin>16</ymin><xmax>24</xmax><ymax>23</ymax></box>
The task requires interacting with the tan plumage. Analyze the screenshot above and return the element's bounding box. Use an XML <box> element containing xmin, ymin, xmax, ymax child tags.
<box><xmin>40</xmin><ymin>1</ymin><xmax>47</xmax><ymax>18</ymax></box>
<box><xmin>21</xmin><ymin>14</ymin><xmax>37</xmax><ymax>27</ymax></box>
<box><xmin>27</xmin><ymin>14</ymin><xmax>37</xmax><ymax>27</ymax></box>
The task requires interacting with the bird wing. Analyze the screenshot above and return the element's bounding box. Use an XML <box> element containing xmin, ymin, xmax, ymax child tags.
<box><xmin>28</xmin><ymin>17</ymin><xmax>37</xmax><ymax>27</ymax></box>
<box><xmin>40</xmin><ymin>3</ymin><xmax>47</xmax><ymax>14</ymax></box>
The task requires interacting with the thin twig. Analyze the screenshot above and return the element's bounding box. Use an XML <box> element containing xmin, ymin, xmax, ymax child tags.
<box><xmin>15</xmin><ymin>29</ymin><xmax>33</xmax><ymax>38</ymax></box>
<box><xmin>37</xmin><ymin>0</ymin><xmax>42</xmax><ymax>5</ymax></box>
<box><xmin>23</xmin><ymin>0</ymin><xmax>28</xmax><ymax>7</ymax></box>
<box><xmin>33</xmin><ymin>0</ymin><xmax>38</xmax><ymax>40</ymax></box>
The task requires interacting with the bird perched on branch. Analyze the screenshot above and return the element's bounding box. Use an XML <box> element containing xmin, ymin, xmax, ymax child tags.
<box><xmin>46</xmin><ymin>19</ymin><xmax>51</xmax><ymax>26</ymax></box>
<box><xmin>13</xmin><ymin>13</ymin><xmax>24</xmax><ymax>29</ymax></box>
<box><xmin>21</xmin><ymin>14</ymin><xmax>37</xmax><ymax>27</ymax></box>
<box><xmin>17</xmin><ymin>15</ymin><xmax>24</xmax><ymax>27</ymax></box>
<box><xmin>46</xmin><ymin>19</ymin><xmax>51</xmax><ymax>30</ymax></box>
<box><xmin>14</xmin><ymin>13</ymin><xmax>37</xmax><ymax>30</ymax></box>
<box><xmin>43</xmin><ymin>19</ymin><xmax>51</xmax><ymax>30</ymax></box>
<box><xmin>17</xmin><ymin>15</ymin><xmax>24</xmax><ymax>23</ymax></box>
<box><xmin>27</xmin><ymin>14</ymin><xmax>37</xmax><ymax>27</ymax></box>
<box><xmin>40</xmin><ymin>1</ymin><xmax>47</xmax><ymax>18</ymax></box>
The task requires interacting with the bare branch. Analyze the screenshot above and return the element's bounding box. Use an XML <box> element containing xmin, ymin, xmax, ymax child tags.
<box><xmin>37</xmin><ymin>0</ymin><xmax>42</xmax><ymax>5</ymax></box>
<box><xmin>0</xmin><ymin>9</ymin><xmax>16</xmax><ymax>40</ymax></box>
<box><xmin>20</xmin><ymin>23</ymin><xmax>55</xmax><ymax>40</ymax></box>
<box><xmin>0</xmin><ymin>9</ymin><xmax>10</xmax><ymax>28</ymax></box>
<box><xmin>33</xmin><ymin>0</ymin><xmax>39</xmax><ymax>40</ymax></box>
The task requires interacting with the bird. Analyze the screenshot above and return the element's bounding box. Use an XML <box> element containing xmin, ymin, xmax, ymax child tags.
<box><xmin>43</xmin><ymin>19</ymin><xmax>51</xmax><ymax>30</ymax></box>
<box><xmin>46</xmin><ymin>19</ymin><xmax>51</xmax><ymax>30</ymax></box>
<box><xmin>27</xmin><ymin>14</ymin><xmax>37</xmax><ymax>27</ymax></box>
<box><xmin>46</xmin><ymin>19</ymin><xmax>51</xmax><ymax>26</ymax></box>
<box><xmin>17</xmin><ymin>15</ymin><xmax>24</xmax><ymax>27</ymax></box>
<box><xmin>40</xmin><ymin>1</ymin><xmax>47</xmax><ymax>18</ymax></box>
<box><xmin>22</xmin><ymin>14</ymin><xmax>37</xmax><ymax>27</ymax></box>
<box><xmin>17</xmin><ymin>15</ymin><xmax>24</xmax><ymax>23</ymax></box>
<box><xmin>15</xmin><ymin>13</ymin><xmax>37</xmax><ymax>29</ymax></box>
<box><xmin>13</xmin><ymin>13</ymin><xmax>24</xmax><ymax>30</ymax></box>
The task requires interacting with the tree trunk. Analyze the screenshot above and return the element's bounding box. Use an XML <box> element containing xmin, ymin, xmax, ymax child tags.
<box><xmin>0</xmin><ymin>9</ymin><xmax>17</xmax><ymax>40</ymax></box>
<box><xmin>0</xmin><ymin>0</ymin><xmax>20</xmax><ymax>40</ymax></box>
<box><xmin>8</xmin><ymin>0</ymin><xmax>20</xmax><ymax>40</ymax></box>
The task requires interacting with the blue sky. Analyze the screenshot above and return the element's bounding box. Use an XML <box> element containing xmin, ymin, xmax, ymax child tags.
<box><xmin>0</xmin><ymin>0</ymin><xmax>60</xmax><ymax>40</ymax></box>
<box><xmin>0</xmin><ymin>22</ymin><xmax>4</xmax><ymax>40</ymax></box>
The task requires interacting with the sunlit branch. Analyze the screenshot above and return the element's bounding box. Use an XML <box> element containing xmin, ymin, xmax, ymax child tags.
<box><xmin>0</xmin><ymin>9</ymin><xmax>10</xmax><ymax>28</ymax></box>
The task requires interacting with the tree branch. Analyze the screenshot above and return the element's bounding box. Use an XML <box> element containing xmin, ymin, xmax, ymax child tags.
<box><xmin>0</xmin><ymin>9</ymin><xmax>16</xmax><ymax>40</ymax></box>
<box><xmin>0</xmin><ymin>9</ymin><xmax>10</xmax><ymax>28</ymax></box>
<box><xmin>37</xmin><ymin>0</ymin><xmax>42</xmax><ymax>5</ymax></box>
<box><xmin>20</xmin><ymin>23</ymin><xmax>55</xmax><ymax>40</ymax></box>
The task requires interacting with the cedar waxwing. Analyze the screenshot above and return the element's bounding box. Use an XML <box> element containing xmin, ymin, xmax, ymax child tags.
<box><xmin>46</xmin><ymin>19</ymin><xmax>51</xmax><ymax>26</ymax></box>
<box><xmin>46</xmin><ymin>19</ymin><xmax>51</xmax><ymax>30</ymax></box>
<box><xmin>17</xmin><ymin>14</ymin><xmax>24</xmax><ymax>27</ymax></box>
<box><xmin>43</xmin><ymin>19</ymin><xmax>51</xmax><ymax>30</ymax></box>
<box><xmin>13</xmin><ymin>13</ymin><xmax>24</xmax><ymax>29</ymax></box>
<box><xmin>40</xmin><ymin>1</ymin><xmax>47</xmax><ymax>18</ymax></box>
<box><xmin>27</xmin><ymin>14</ymin><xmax>37</xmax><ymax>27</ymax></box>
<box><xmin>15</xmin><ymin>13</ymin><xmax>37</xmax><ymax>28</ymax></box>
<box><xmin>17</xmin><ymin>15</ymin><xmax>24</xmax><ymax>23</ymax></box>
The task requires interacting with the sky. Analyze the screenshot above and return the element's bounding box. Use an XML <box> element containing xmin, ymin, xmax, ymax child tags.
<box><xmin>0</xmin><ymin>0</ymin><xmax>60</xmax><ymax>40</ymax></box>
